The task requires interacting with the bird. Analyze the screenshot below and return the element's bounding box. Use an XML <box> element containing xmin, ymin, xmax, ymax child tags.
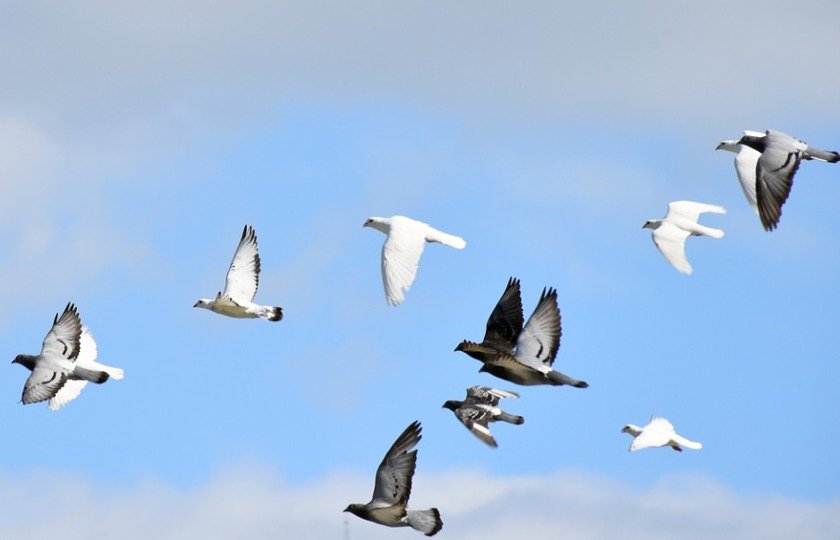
<box><xmin>721</xmin><ymin>129</ymin><xmax>839</xmax><ymax>231</ymax></box>
<box><xmin>442</xmin><ymin>385</ymin><xmax>524</xmax><ymax>447</ymax></box>
<box><xmin>456</xmin><ymin>280</ymin><xmax>588</xmax><ymax>388</ymax></box>
<box><xmin>642</xmin><ymin>200</ymin><xmax>726</xmax><ymax>275</ymax></box>
<box><xmin>715</xmin><ymin>130</ymin><xmax>764</xmax><ymax>217</ymax></box>
<box><xmin>344</xmin><ymin>421</ymin><xmax>443</xmax><ymax>536</ymax></box>
<box><xmin>363</xmin><ymin>215</ymin><xmax>466</xmax><ymax>306</ymax></box>
<box><xmin>621</xmin><ymin>416</ymin><xmax>702</xmax><ymax>452</ymax></box>
<box><xmin>12</xmin><ymin>303</ymin><xmax>115</xmax><ymax>407</ymax></box>
<box><xmin>194</xmin><ymin>225</ymin><xmax>283</xmax><ymax>321</ymax></box>
<box><xmin>48</xmin><ymin>326</ymin><xmax>124</xmax><ymax>410</ymax></box>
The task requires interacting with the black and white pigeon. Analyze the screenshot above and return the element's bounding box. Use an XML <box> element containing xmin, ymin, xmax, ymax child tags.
<box><xmin>363</xmin><ymin>215</ymin><xmax>466</xmax><ymax>306</ymax></box>
<box><xmin>12</xmin><ymin>303</ymin><xmax>115</xmax><ymax>406</ymax></box>
<box><xmin>456</xmin><ymin>280</ymin><xmax>588</xmax><ymax>388</ymax></box>
<box><xmin>715</xmin><ymin>130</ymin><xmax>764</xmax><ymax>217</ymax></box>
<box><xmin>720</xmin><ymin>130</ymin><xmax>839</xmax><ymax>231</ymax></box>
<box><xmin>194</xmin><ymin>225</ymin><xmax>283</xmax><ymax>321</ymax></box>
<box><xmin>344</xmin><ymin>421</ymin><xmax>443</xmax><ymax>536</ymax></box>
<box><xmin>442</xmin><ymin>385</ymin><xmax>524</xmax><ymax>447</ymax></box>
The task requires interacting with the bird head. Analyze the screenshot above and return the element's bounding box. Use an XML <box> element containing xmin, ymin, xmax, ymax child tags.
<box><xmin>343</xmin><ymin>504</ymin><xmax>362</xmax><ymax>516</ymax></box>
<box><xmin>362</xmin><ymin>217</ymin><xmax>389</xmax><ymax>234</ymax></box>
<box><xmin>715</xmin><ymin>139</ymin><xmax>739</xmax><ymax>152</ymax></box>
<box><xmin>441</xmin><ymin>400</ymin><xmax>460</xmax><ymax>411</ymax></box>
<box><xmin>193</xmin><ymin>299</ymin><xmax>210</xmax><ymax>309</ymax></box>
<box><xmin>12</xmin><ymin>354</ymin><xmax>36</xmax><ymax>370</ymax></box>
<box><xmin>641</xmin><ymin>220</ymin><xmax>661</xmax><ymax>230</ymax></box>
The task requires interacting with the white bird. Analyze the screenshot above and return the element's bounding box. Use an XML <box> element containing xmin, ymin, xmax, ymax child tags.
<box><xmin>442</xmin><ymin>386</ymin><xmax>524</xmax><ymax>448</ymax></box>
<box><xmin>194</xmin><ymin>225</ymin><xmax>283</xmax><ymax>321</ymax></box>
<box><xmin>48</xmin><ymin>326</ymin><xmax>124</xmax><ymax>410</ymax></box>
<box><xmin>719</xmin><ymin>129</ymin><xmax>839</xmax><ymax>231</ymax></box>
<box><xmin>715</xmin><ymin>130</ymin><xmax>764</xmax><ymax>216</ymax></box>
<box><xmin>12</xmin><ymin>303</ymin><xmax>115</xmax><ymax>407</ymax></box>
<box><xmin>621</xmin><ymin>416</ymin><xmax>702</xmax><ymax>452</ymax></box>
<box><xmin>344</xmin><ymin>421</ymin><xmax>443</xmax><ymax>536</ymax></box>
<box><xmin>643</xmin><ymin>200</ymin><xmax>726</xmax><ymax>275</ymax></box>
<box><xmin>363</xmin><ymin>215</ymin><xmax>466</xmax><ymax>306</ymax></box>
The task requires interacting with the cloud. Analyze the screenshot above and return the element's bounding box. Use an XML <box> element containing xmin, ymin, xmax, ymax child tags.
<box><xmin>1</xmin><ymin>466</ymin><xmax>837</xmax><ymax>540</ymax></box>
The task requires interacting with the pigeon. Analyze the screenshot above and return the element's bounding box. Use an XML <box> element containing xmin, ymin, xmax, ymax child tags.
<box><xmin>442</xmin><ymin>385</ymin><xmax>524</xmax><ymax>447</ymax></box>
<box><xmin>621</xmin><ymin>416</ymin><xmax>702</xmax><ymax>452</ymax></box>
<box><xmin>363</xmin><ymin>215</ymin><xmax>466</xmax><ymax>306</ymax></box>
<box><xmin>722</xmin><ymin>129</ymin><xmax>839</xmax><ymax>231</ymax></box>
<box><xmin>715</xmin><ymin>130</ymin><xmax>764</xmax><ymax>216</ymax></box>
<box><xmin>12</xmin><ymin>303</ymin><xmax>114</xmax><ymax>406</ymax></box>
<box><xmin>344</xmin><ymin>421</ymin><xmax>443</xmax><ymax>536</ymax></box>
<box><xmin>456</xmin><ymin>281</ymin><xmax>588</xmax><ymax>388</ymax></box>
<box><xmin>48</xmin><ymin>326</ymin><xmax>124</xmax><ymax>410</ymax></box>
<box><xmin>194</xmin><ymin>225</ymin><xmax>283</xmax><ymax>321</ymax></box>
<box><xmin>642</xmin><ymin>200</ymin><xmax>726</xmax><ymax>275</ymax></box>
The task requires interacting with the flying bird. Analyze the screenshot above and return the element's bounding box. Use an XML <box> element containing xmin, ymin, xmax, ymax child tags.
<box><xmin>643</xmin><ymin>200</ymin><xmax>726</xmax><ymax>275</ymax></box>
<box><xmin>48</xmin><ymin>326</ymin><xmax>124</xmax><ymax>410</ymax></box>
<box><xmin>715</xmin><ymin>130</ymin><xmax>764</xmax><ymax>217</ymax></box>
<box><xmin>194</xmin><ymin>225</ymin><xmax>283</xmax><ymax>321</ymax></box>
<box><xmin>720</xmin><ymin>129</ymin><xmax>839</xmax><ymax>231</ymax></box>
<box><xmin>12</xmin><ymin>303</ymin><xmax>116</xmax><ymax>407</ymax></box>
<box><xmin>621</xmin><ymin>416</ymin><xmax>702</xmax><ymax>452</ymax></box>
<box><xmin>344</xmin><ymin>421</ymin><xmax>443</xmax><ymax>536</ymax></box>
<box><xmin>363</xmin><ymin>215</ymin><xmax>466</xmax><ymax>306</ymax></box>
<box><xmin>456</xmin><ymin>280</ymin><xmax>588</xmax><ymax>388</ymax></box>
<box><xmin>442</xmin><ymin>385</ymin><xmax>524</xmax><ymax>448</ymax></box>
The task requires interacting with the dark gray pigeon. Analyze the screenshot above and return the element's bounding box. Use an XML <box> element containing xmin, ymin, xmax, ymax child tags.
<box><xmin>732</xmin><ymin>130</ymin><xmax>838</xmax><ymax>231</ymax></box>
<box><xmin>442</xmin><ymin>385</ymin><xmax>524</xmax><ymax>447</ymax></box>
<box><xmin>12</xmin><ymin>303</ymin><xmax>112</xmax><ymax>406</ymax></box>
<box><xmin>344</xmin><ymin>421</ymin><xmax>443</xmax><ymax>536</ymax></box>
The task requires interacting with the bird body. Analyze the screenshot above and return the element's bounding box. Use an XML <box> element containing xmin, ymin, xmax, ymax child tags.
<box><xmin>442</xmin><ymin>385</ymin><xmax>524</xmax><ymax>447</ymax></box>
<box><xmin>643</xmin><ymin>200</ymin><xmax>726</xmax><ymax>275</ymax></box>
<box><xmin>364</xmin><ymin>215</ymin><xmax>465</xmax><ymax>306</ymax></box>
<box><xmin>344</xmin><ymin>421</ymin><xmax>442</xmax><ymax>536</ymax></box>
<box><xmin>194</xmin><ymin>225</ymin><xmax>283</xmax><ymax>321</ymax></box>
<box><xmin>622</xmin><ymin>416</ymin><xmax>702</xmax><ymax>452</ymax></box>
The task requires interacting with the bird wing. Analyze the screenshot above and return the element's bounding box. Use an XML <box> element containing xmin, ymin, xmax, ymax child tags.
<box><xmin>665</xmin><ymin>200</ymin><xmax>726</xmax><ymax>223</ymax></box>
<box><xmin>222</xmin><ymin>225</ymin><xmax>261</xmax><ymax>304</ymax></box>
<box><xmin>48</xmin><ymin>326</ymin><xmax>98</xmax><ymax>410</ymax></box>
<box><xmin>455</xmin><ymin>406</ymin><xmax>497</xmax><ymax>447</ymax></box>
<box><xmin>371</xmin><ymin>421</ymin><xmax>421</xmax><ymax>505</ymax></box>
<box><xmin>629</xmin><ymin>417</ymin><xmax>675</xmax><ymax>451</ymax></box>
<box><xmin>514</xmin><ymin>288</ymin><xmax>561</xmax><ymax>369</ymax></box>
<box><xmin>40</xmin><ymin>303</ymin><xmax>83</xmax><ymax>361</ymax></box>
<box><xmin>380</xmin><ymin>220</ymin><xmax>426</xmax><ymax>306</ymax></box>
<box><xmin>651</xmin><ymin>223</ymin><xmax>693</xmax><ymax>275</ymax></box>
<box><xmin>482</xmin><ymin>277</ymin><xmax>524</xmax><ymax>351</ymax></box>
<box><xmin>466</xmin><ymin>385</ymin><xmax>518</xmax><ymax>405</ymax></box>
<box><xmin>754</xmin><ymin>139</ymin><xmax>800</xmax><ymax>231</ymax></box>
<box><xmin>734</xmin><ymin>146</ymin><xmax>761</xmax><ymax>216</ymax></box>
<box><xmin>21</xmin><ymin>366</ymin><xmax>69</xmax><ymax>405</ymax></box>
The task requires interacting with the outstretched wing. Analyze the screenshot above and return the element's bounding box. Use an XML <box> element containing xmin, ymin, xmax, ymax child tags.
<box><xmin>223</xmin><ymin>225</ymin><xmax>261</xmax><ymax>304</ymax></box>
<box><xmin>21</xmin><ymin>367</ymin><xmax>68</xmax><ymax>405</ymax></box>
<box><xmin>49</xmin><ymin>326</ymin><xmax>98</xmax><ymax>410</ymax></box>
<box><xmin>454</xmin><ymin>406</ymin><xmax>497</xmax><ymax>447</ymax></box>
<box><xmin>466</xmin><ymin>385</ymin><xmax>519</xmax><ymax>406</ymax></box>
<box><xmin>734</xmin><ymin>146</ymin><xmax>761</xmax><ymax>216</ymax></box>
<box><xmin>651</xmin><ymin>223</ymin><xmax>693</xmax><ymax>275</ymax></box>
<box><xmin>381</xmin><ymin>221</ymin><xmax>426</xmax><ymax>306</ymax></box>
<box><xmin>40</xmin><ymin>303</ymin><xmax>82</xmax><ymax>361</ymax></box>
<box><xmin>514</xmin><ymin>288</ymin><xmax>561</xmax><ymax>369</ymax></box>
<box><xmin>482</xmin><ymin>277</ymin><xmax>523</xmax><ymax>351</ymax></box>
<box><xmin>666</xmin><ymin>200</ymin><xmax>726</xmax><ymax>224</ymax></box>
<box><xmin>371</xmin><ymin>421</ymin><xmax>421</xmax><ymax>505</ymax></box>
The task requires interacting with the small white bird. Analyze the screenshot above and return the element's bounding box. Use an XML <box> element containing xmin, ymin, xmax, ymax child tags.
<box><xmin>48</xmin><ymin>326</ymin><xmax>124</xmax><ymax>410</ymax></box>
<box><xmin>344</xmin><ymin>421</ymin><xmax>443</xmax><ymax>536</ymax></box>
<box><xmin>194</xmin><ymin>225</ymin><xmax>283</xmax><ymax>321</ymax></box>
<box><xmin>12</xmin><ymin>303</ymin><xmax>118</xmax><ymax>407</ymax></box>
<box><xmin>643</xmin><ymin>200</ymin><xmax>726</xmax><ymax>275</ymax></box>
<box><xmin>442</xmin><ymin>386</ymin><xmax>524</xmax><ymax>448</ymax></box>
<box><xmin>363</xmin><ymin>215</ymin><xmax>466</xmax><ymax>306</ymax></box>
<box><xmin>719</xmin><ymin>129</ymin><xmax>839</xmax><ymax>231</ymax></box>
<box><xmin>715</xmin><ymin>130</ymin><xmax>764</xmax><ymax>217</ymax></box>
<box><xmin>621</xmin><ymin>416</ymin><xmax>702</xmax><ymax>452</ymax></box>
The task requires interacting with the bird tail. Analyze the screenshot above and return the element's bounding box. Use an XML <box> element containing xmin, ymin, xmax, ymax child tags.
<box><xmin>266</xmin><ymin>306</ymin><xmax>283</xmax><ymax>322</ymax></box>
<box><xmin>92</xmin><ymin>362</ymin><xmax>124</xmax><ymax>380</ymax></box>
<box><xmin>496</xmin><ymin>411</ymin><xmax>524</xmax><ymax>425</ymax></box>
<box><xmin>406</xmin><ymin>508</ymin><xmax>443</xmax><ymax>537</ymax></box>
<box><xmin>74</xmin><ymin>367</ymin><xmax>110</xmax><ymax>384</ymax></box>
<box><xmin>547</xmin><ymin>370</ymin><xmax>589</xmax><ymax>388</ymax></box>
<box><xmin>804</xmin><ymin>147</ymin><xmax>840</xmax><ymax>163</ymax></box>
<box><xmin>426</xmin><ymin>227</ymin><xmax>466</xmax><ymax>249</ymax></box>
<box><xmin>673</xmin><ymin>435</ymin><xmax>703</xmax><ymax>450</ymax></box>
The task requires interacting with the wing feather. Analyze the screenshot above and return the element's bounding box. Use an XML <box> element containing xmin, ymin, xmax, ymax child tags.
<box><xmin>371</xmin><ymin>421</ymin><xmax>421</xmax><ymax>505</ymax></box>
<box><xmin>223</xmin><ymin>225</ymin><xmax>261</xmax><ymax>304</ymax></box>
<box><xmin>514</xmin><ymin>288</ymin><xmax>561</xmax><ymax>369</ymax></box>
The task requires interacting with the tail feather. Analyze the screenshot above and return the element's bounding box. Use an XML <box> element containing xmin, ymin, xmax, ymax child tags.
<box><xmin>92</xmin><ymin>362</ymin><xmax>124</xmax><ymax>380</ymax></box>
<box><xmin>805</xmin><ymin>147</ymin><xmax>840</xmax><ymax>163</ymax></box>
<box><xmin>673</xmin><ymin>435</ymin><xmax>703</xmax><ymax>450</ymax></box>
<box><xmin>267</xmin><ymin>306</ymin><xmax>283</xmax><ymax>322</ymax></box>
<box><xmin>547</xmin><ymin>370</ymin><xmax>589</xmax><ymax>388</ymax></box>
<box><xmin>426</xmin><ymin>227</ymin><xmax>466</xmax><ymax>250</ymax></box>
<box><xmin>406</xmin><ymin>508</ymin><xmax>443</xmax><ymax>537</ymax></box>
<box><xmin>703</xmin><ymin>226</ymin><xmax>725</xmax><ymax>239</ymax></box>
<box><xmin>73</xmin><ymin>366</ymin><xmax>110</xmax><ymax>384</ymax></box>
<box><xmin>496</xmin><ymin>412</ymin><xmax>525</xmax><ymax>425</ymax></box>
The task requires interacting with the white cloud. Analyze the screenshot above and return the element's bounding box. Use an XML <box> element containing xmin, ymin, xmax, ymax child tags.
<box><xmin>1</xmin><ymin>467</ymin><xmax>837</xmax><ymax>540</ymax></box>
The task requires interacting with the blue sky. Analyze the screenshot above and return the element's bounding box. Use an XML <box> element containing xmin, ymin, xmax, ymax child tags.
<box><xmin>1</xmin><ymin>1</ymin><xmax>839</xmax><ymax>538</ymax></box>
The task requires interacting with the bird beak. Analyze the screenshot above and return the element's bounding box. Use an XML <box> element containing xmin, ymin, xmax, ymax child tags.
<box><xmin>193</xmin><ymin>301</ymin><xmax>200</xmax><ymax>308</ymax></box>
<box><xmin>715</xmin><ymin>142</ymin><xmax>724</xmax><ymax>150</ymax></box>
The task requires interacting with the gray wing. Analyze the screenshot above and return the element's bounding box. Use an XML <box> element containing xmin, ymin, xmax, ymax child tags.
<box><xmin>514</xmin><ymin>288</ymin><xmax>561</xmax><ymax>369</ymax></box>
<box><xmin>466</xmin><ymin>385</ymin><xmax>519</xmax><ymax>406</ymax></box>
<box><xmin>223</xmin><ymin>225</ymin><xmax>261</xmax><ymax>304</ymax></box>
<box><xmin>481</xmin><ymin>277</ymin><xmax>524</xmax><ymax>351</ymax></box>
<box><xmin>454</xmin><ymin>406</ymin><xmax>497</xmax><ymax>447</ymax></box>
<box><xmin>21</xmin><ymin>366</ymin><xmax>68</xmax><ymax>404</ymax></box>
<box><xmin>755</xmin><ymin>132</ymin><xmax>805</xmax><ymax>231</ymax></box>
<box><xmin>371</xmin><ymin>421</ymin><xmax>421</xmax><ymax>505</ymax></box>
<box><xmin>40</xmin><ymin>303</ymin><xmax>82</xmax><ymax>361</ymax></box>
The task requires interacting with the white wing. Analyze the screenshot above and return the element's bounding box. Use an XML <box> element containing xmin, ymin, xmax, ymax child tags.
<box><xmin>734</xmin><ymin>146</ymin><xmax>760</xmax><ymax>216</ymax></box>
<box><xmin>41</xmin><ymin>303</ymin><xmax>83</xmax><ymax>361</ymax></box>
<box><xmin>371</xmin><ymin>421</ymin><xmax>420</xmax><ymax>505</ymax></box>
<box><xmin>380</xmin><ymin>220</ymin><xmax>426</xmax><ymax>306</ymax></box>
<box><xmin>49</xmin><ymin>326</ymin><xmax>122</xmax><ymax>410</ymax></box>
<box><xmin>629</xmin><ymin>417</ymin><xmax>676</xmax><ymax>451</ymax></box>
<box><xmin>651</xmin><ymin>223</ymin><xmax>693</xmax><ymax>275</ymax></box>
<box><xmin>222</xmin><ymin>225</ymin><xmax>261</xmax><ymax>304</ymax></box>
<box><xmin>514</xmin><ymin>288</ymin><xmax>560</xmax><ymax>370</ymax></box>
<box><xmin>665</xmin><ymin>200</ymin><xmax>726</xmax><ymax>224</ymax></box>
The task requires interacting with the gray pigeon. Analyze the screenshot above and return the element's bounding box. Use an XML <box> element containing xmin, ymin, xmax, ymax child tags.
<box><xmin>442</xmin><ymin>386</ymin><xmax>524</xmax><ymax>447</ymax></box>
<box><xmin>344</xmin><ymin>421</ymin><xmax>443</xmax><ymax>536</ymax></box>
<box><xmin>732</xmin><ymin>130</ymin><xmax>839</xmax><ymax>231</ymax></box>
<box><xmin>456</xmin><ymin>282</ymin><xmax>588</xmax><ymax>388</ymax></box>
<box><xmin>12</xmin><ymin>303</ymin><xmax>112</xmax><ymax>406</ymax></box>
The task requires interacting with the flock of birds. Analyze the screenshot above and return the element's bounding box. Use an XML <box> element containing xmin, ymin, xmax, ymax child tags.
<box><xmin>10</xmin><ymin>128</ymin><xmax>837</xmax><ymax>537</ymax></box>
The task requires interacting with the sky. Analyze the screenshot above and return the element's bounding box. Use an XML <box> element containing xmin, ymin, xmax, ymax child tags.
<box><xmin>1</xmin><ymin>1</ymin><xmax>839</xmax><ymax>538</ymax></box>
